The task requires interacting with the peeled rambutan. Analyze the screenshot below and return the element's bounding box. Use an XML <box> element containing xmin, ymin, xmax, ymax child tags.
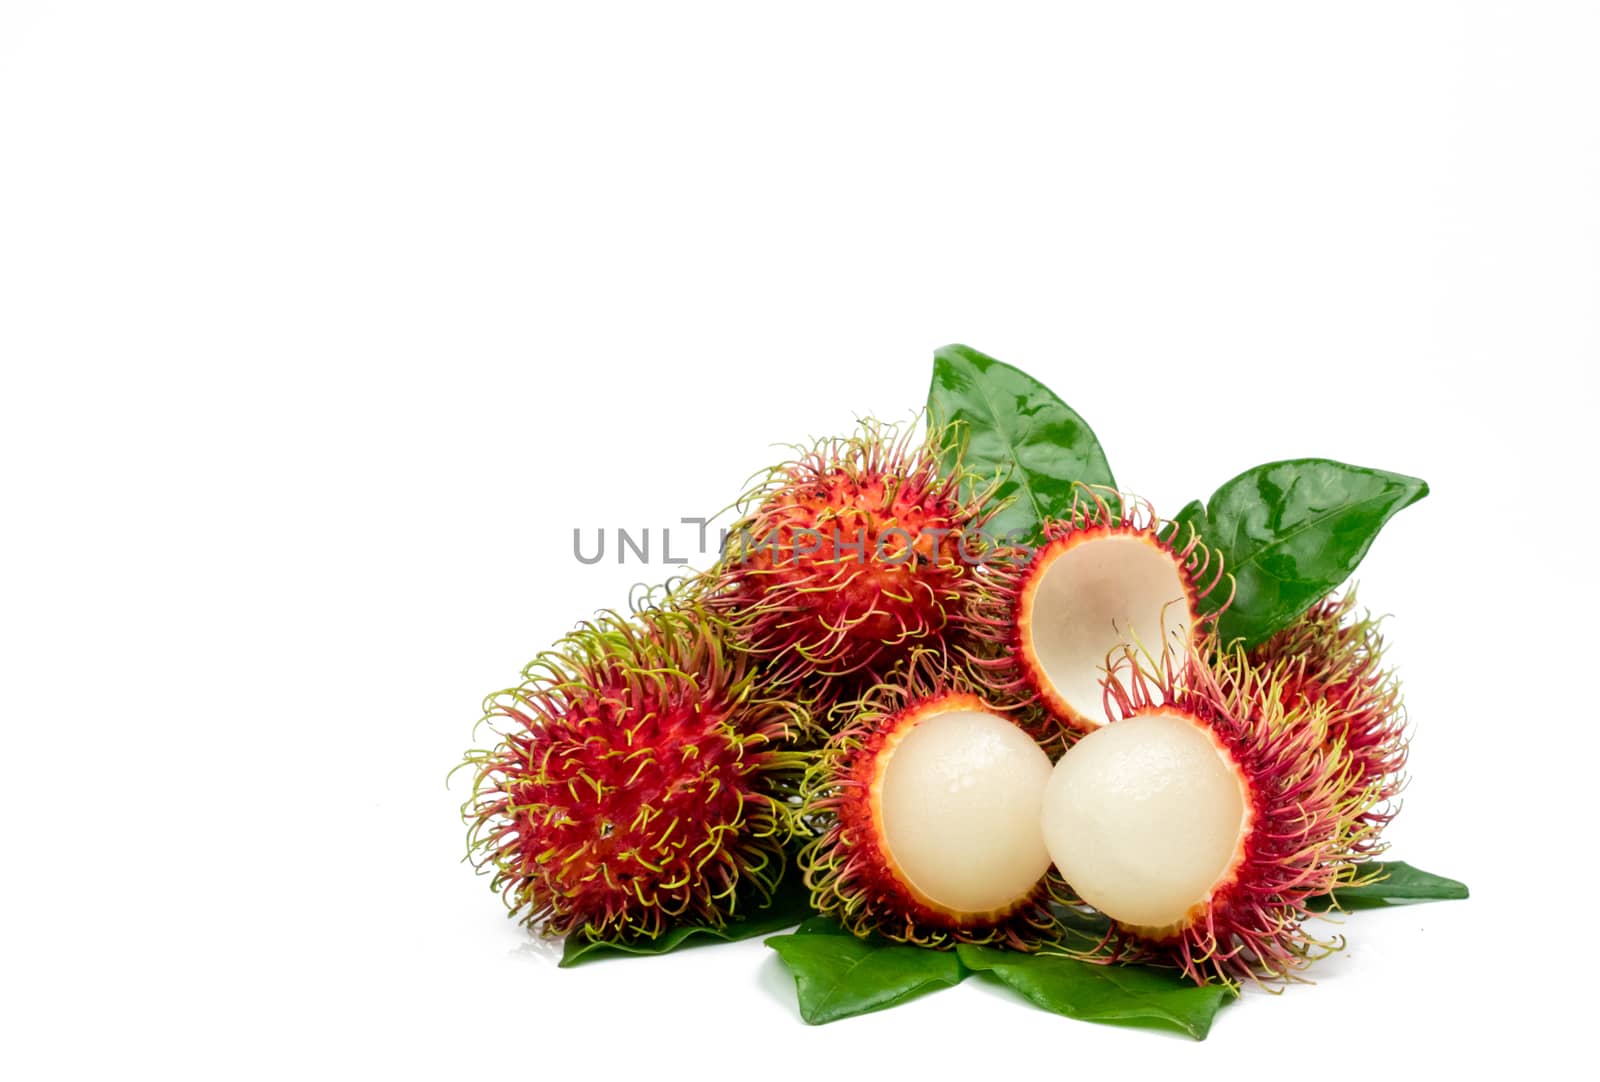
<box><xmin>1247</xmin><ymin>590</ymin><xmax>1407</xmax><ymax>851</ymax></box>
<box><xmin>457</xmin><ymin>606</ymin><xmax>808</xmax><ymax>941</ymax></box>
<box><xmin>707</xmin><ymin>418</ymin><xmax>996</xmax><ymax>708</ymax></box>
<box><xmin>970</xmin><ymin>488</ymin><xmax>1231</xmax><ymax>739</ymax></box>
<box><xmin>1040</xmin><ymin>644</ymin><xmax>1368</xmax><ymax>986</ymax></box>
<box><xmin>799</xmin><ymin>658</ymin><xmax>1063</xmax><ymax>949</ymax></box>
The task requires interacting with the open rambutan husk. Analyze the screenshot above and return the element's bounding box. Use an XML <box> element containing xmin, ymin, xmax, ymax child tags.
<box><xmin>1246</xmin><ymin>589</ymin><xmax>1408</xmax><ymax>856</ymax></box>
<box><xmin>1044</xmin><ymin>641</ymin><xmax>1376</xmax><ymax>988</ymax></box>
<box><xmin>969</xmin><ymin>486</ymin><xmax>1232</xmax><ymax>743</ymax></box>
<box><xmin>703</xmin><ymin>418</ymin><xmax>999</xmax><ymax>713</ymax></box>
<box><xmin>798</xmin><ymin>656</ymin><xmax>1070</xmax><ymax>950</ymax></box>
<box><xmin>457</xmin><ymin>605</ymin><xmax>810</xmax><ymax>942</ymax></box>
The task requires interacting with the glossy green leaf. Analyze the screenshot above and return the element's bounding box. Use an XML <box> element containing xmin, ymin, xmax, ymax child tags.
<box><xmin>1196</xmin><ymin>459</ymin><xmax>1427</xmax><ymax>647</ymax></box>
<box><xmin>1309</xmin><ymin>861</ymin><xmax>1469</xmax><ymax>912</ymax></box>
<box><xmin>956</xmin><ymin>945</ymin><xmax>1232</xmax><ymax>1040</ymax></box>
<box><xmin>1050</xmin><ymin>902</ymin><xmax>1114</xmax><ymax>942</ymax></box>
<box><xmin>765</xmin><ymin>919</ymin><xmax>968</xmax><ymax>1024</ymax></box>
<box><xmin>927</xmin><ymin>344</ymin><xmax>1116</xmax><ymax>544</ymax></box>
<box><xmin>789</xmin><ymin>915</ymin><xmax>849</xmax><ymax>936</ymax></box>
<box><xmin>559</xmin><ymin>877</ymin><xmax>813</xmax><ymax>967</ymax></box>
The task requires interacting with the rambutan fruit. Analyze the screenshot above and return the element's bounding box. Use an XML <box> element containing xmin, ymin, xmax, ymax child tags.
<box><xmin>971</xmin><ymin>488</ymin><xmax>1231</xmax><ymax>738</ymax></box>
<box><xmin>457</xmin><ymin>606</ymin><xmax>808</xmax><ymax>941</ymax></box>
<box><xmin>1248</xmin><ymin>589</ymin><xmax>1407</xmax><ymax>850</ymax></box>
<box><xmin>799</xmin><ymin>659</ymin><xmax>1062</xmax><ymax>949</ymax></box>
<box><xmin>1039</xmin><ymin>644</ymin><xmax>1368</xmax><ymax>986</ymax></box>
<box><xmin>707</xmin><ymin>418</ymin><xmax>996</xmax><ymax>709</ymax></box>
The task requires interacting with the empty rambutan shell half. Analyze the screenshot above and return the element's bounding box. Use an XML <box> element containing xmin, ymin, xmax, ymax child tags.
<box><xmin>801</xmin><ymin>664</ymin><xmax>1063</xmax><ymax>948</ymax></box>
<box><xmin>973</xmin><ymin>490</ymin><xmax>1230</xmax><ymax>736</ymax></box>
<box><xmin>1040</xmin><ymin>644</ymin><xmax>1361</xmax><ymax>986</ymax></box>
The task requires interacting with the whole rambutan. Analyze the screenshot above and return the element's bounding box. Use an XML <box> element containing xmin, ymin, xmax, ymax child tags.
<box><xmin>706</xmin><ymin>418</ymin><xmax>997</xmax><ymax>709</ymax></box>
<box><xmin>1247</xmin><ymin>589</ymin><xmax>1408</xmax><ymax>852</ymax></box>
<box><xmin>970</xmin><ymin>487</ymin><xmax>1231</xmax><ymax>740</ymax></box>
<box><xmin>799</xmin><ymin>657</ymin><xmax>1064</xmax><ymax>949</ymax></box>
<box><xmin>1039</xmin><ymin>644</ymin><xmax>1370</xmax><ymax>986</ymax></box>
<box><xmin>458</xmin><ymin>606</ymin><xmax>808</xmax><ymax>941</ymax></box>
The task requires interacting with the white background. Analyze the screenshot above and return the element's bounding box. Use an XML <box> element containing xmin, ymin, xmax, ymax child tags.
<box><xmin>2</xmin><ymin>2</ymin><xmax>1595</xmax><ymax>1076</ymax></box>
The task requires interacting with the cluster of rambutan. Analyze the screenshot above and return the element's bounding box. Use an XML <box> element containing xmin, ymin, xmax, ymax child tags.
<box><xmin>458</xmin><ymin>418</ymin><xmax>1409</xmax><ymax>989</ymax></box>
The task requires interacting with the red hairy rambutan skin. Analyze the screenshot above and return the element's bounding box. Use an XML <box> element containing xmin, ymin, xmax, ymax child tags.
<box><xmin>1248</xmin><ymin>590</ymin><xmax>1408</xmax><ymax>854</ymax></box>
<box><xmin>706</xmin><ymin>419</ymin><xmax>998</xmax><ymax>710</ymax></box>
<box><xmin>798</xmin><ymin>659</ymin><xmax>1069</xmax><ymax>950</ymax></box>
<box><xmin>1078</xmin><ymin>643</ymin><xmax>1370</xmax><ymax>987</ymax></box>
<box><xmin>968</xmin><ymin>487</ymin><xmax>1232</xmax><ymax>743</ymax></box>
<box><xmin>457</xmin><ymin>606</ymin><xmax>808</xmax><ymax>941</ymax></box>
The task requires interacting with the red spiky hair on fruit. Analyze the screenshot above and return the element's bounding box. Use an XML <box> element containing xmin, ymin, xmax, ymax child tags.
<box><xmin>707</xmin><ymin>418</ymin><xmax>997</xmax><ymax>709</ymax></box>
<box><xmin>799</xmin><ymin>657</ymin><xmax>1068</xmax><ymax>950</ymax></box>
<box><xmin>1079</xmin><ymin>642</ymin><xmax>1374</xmax><ymax>987</ymax></box>
<box><xmin>457</xmin><ymin>606</ymin><xmax>808</xmax><ymax>941</ymax></box>
<box><xmin>1247</xmin><ymin>589</ymin><xmax>1408</xmax><ymax>853</ymax></box>
<box><xmin>969</xmin><ymin>487</ymin><xmax>1232</xmax><ymax>742</ymax></box>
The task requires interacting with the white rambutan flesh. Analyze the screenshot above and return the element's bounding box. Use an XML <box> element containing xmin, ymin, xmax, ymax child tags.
<box><xmin>876</xmin><ymin>707</ymin><xmax>1054</xmax><ymax>917</ymax></box>
<box><xmin>1040</xmin><ymin>710</ymin><xmax>1248</xmax><ymax>935</ymax></box>
<box><xmin>1026</xmin><ymin>533</ymin><xmax>1194</xmax><ymax>727</ymax></box>
<box><xmin>804</xmin><ymin>681</ymin><xmax>1065</xmax><ymax>948</ymax></box>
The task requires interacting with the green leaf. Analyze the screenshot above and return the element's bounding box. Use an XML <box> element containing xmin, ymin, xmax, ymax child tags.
<box><xmin>789</xmin><ymin>915</ymin><xmax>851</xmax><ymax>936</ymax></box>
<box><xmin>765</xmin><ymin>919</ymin><xmax>968</xmax><ymax>1024</ymax></box>
<box><xmin>927</xmin><ymin>344</ymin><xmax>1116</xmax><ymax>544</ymax></box>
<box><xmin>1309</xmin><ymin>861</ymin><xmax>1469</xmax><ymax>911</ymax></box>
<box><xmin>956</xmin><ymin>945</ymin><xmax>1232</xmax><ymax>1040</ymax></box>
<box><xmin>559</xmin><ymin>876</ymin><xmax>814</xmax><ymax>967</ymax></box>
<box><xmin>1050</xmin><ymin>901</ymin><xmax>1114</xmax><ymax>942</ymax></box>
<box><xmin>1196</xmin><ymin>458</ymin><xmax>1428</xmax><ymax>647</ymax></box>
